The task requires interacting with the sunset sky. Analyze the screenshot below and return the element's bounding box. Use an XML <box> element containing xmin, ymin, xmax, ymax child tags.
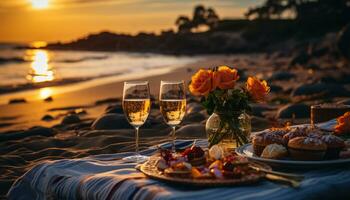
<box><xmin>0</xmin><ymin>0</ymin><xmax>263</xmax><ymax>43</ymax></box>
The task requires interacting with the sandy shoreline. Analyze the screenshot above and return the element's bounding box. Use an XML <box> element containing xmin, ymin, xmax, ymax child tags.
<box><xmin>0</xmin><ymin>54</ymin><xmax>264</xmax><ymax>132</ymax></box>
<box><xmin>0</xmin><ymin>56</ymin><xmax>219</xmax><ymax>131</ymax></box>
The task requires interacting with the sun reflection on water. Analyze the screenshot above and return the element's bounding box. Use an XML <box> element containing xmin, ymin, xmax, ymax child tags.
<box><xmin>26</xmin><ymin>49</ymin><xmax>55</xmax><ymax>83</ymax></box>
<box><xmin>39</xmin><ymin>87</ymin><xmax>53</xmax><ymax>99</ymax></box>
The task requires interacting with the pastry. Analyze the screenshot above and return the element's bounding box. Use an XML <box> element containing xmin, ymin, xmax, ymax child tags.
<box><xmin>252</xmin><ymin>132</ymin><xmax>284</xmax><ymax>156</ymax></box>
<box><xmin>282</xmin><ymin>127</ymin><xmax>308</xmax><ymax>144</ymax></box>
<box><xmin>320</xmin><ymin>135</ymin><xmax>345</xmax><ymax>159</ymax></box>
<box><xmin>268</xmin><ymin>127</ymin><xmax>290</xmax><ymax>137</ymax></box>
<box><xmin>261</xmin><ymin>144</ymin><xmax>288</xmax><ymax>159</ymax></box>
<box><xmin>182</xmin><ymin>146</ymin><xmax>206</xmax><ymax>166</ymax></box>
<box><xmin>288</xmin><ymin>137</ymin><xmax>327</xmax><ymax>160</ymax></box>
<box><xmin>339</xmin><ymin>150</ymin><xmax>350</xmax><ymax>159</ymax></box>
<box><xmin>164</xmin><ymin>162</ymin><xmax>192</xmax><ymax>178</ymax></box>
<box><xmin>221</xmin><ymin>155</ymin><xmax>249</xmax><ymax>178</ymax></box>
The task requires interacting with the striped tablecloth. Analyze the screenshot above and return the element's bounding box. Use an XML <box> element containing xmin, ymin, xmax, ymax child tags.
<box><xmin>8</xmin><ymin>120</ymin><xmax>350</xmax><ymax>200</ymax></box>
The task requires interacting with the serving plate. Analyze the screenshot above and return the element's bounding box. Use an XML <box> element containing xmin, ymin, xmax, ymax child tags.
<box><xmin>140</xmin><ymin>156</ymin><xmax>269</xmax><ymax>187</ymax></box>
<box><xmin>236</xmin><ymin>144</ymin><xmax>350</xmax><ymax>168</ymax></box>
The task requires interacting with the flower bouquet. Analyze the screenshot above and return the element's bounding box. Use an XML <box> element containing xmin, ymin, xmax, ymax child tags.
<box><xmin>335</xmin><ymin>112</ymin><xmax>350</xmax><ymax>139</ymax></box>
<box><xmin>189</xmin><ymin>66</ymin><xmax>270</xmax><ymax>148</ymax></box>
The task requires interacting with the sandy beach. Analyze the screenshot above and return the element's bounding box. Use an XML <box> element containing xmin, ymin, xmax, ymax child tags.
<box><xmin>1</xmin><ymin>50</ymin><xmax>350</xmax><ymax>197</ymax></box>
<box><xmin>0</xmin><ymin>54</ymin><xmax>270</xmax><ymax>132</ymax></box>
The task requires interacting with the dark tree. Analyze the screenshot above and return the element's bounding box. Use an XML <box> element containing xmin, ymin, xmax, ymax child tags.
<box><xmin>206</xmin><ymin>8</ymin><xmax>220</xmax><ymax>29</ymax></box>
<box><xmin>175</xmin><ymin>16</ymin><xmax>192</xmax><ymax>34</ymax></box>
<box><xmin>245</xmin><ymin>0</ymin><xmax>350</xmax><ymax>34</ymax></box>
<box><xmin>245</xmin><ymin>0</ymin><xmax>287</xmax><ymax>19</ymax></box>
<box><xmin>192</xmin><ymin>5</ymin><xmax>207</xmax><ymax>27</ymax></box>
<box><xmin>175</xmin><ymin>5</ymin><xmax>220</xmax><ymax>33</ymax></box>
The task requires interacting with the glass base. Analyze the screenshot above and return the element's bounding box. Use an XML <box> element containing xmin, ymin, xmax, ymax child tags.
<box><xmin>122</xmin><ymin>154</ymin><xmax>149</xmax><ymax>163</ymax></box>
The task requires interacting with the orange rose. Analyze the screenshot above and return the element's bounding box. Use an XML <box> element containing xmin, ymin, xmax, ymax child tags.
<box><xmin>213</xmin><ymin>66</ymin><xmax>239</xmax><ymax>90</ymax></box>
<box><xmin>334</xmin><ymin>112</ymin><xmax>350</xmax><ymax>135</ymax></box>
<box><xmin>246</xmin><ymin>76</ymin><xmax>270</xmax><ymax>102</ymax></box>
<box><xmin>189</xmin><ymin>69</ymin><xmax>214</xmax><ymax>96</ymax></box>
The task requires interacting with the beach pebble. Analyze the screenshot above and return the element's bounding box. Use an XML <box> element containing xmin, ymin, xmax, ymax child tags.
<box><xmin>268</xmin><ymin>71</ymin><xmax>295</xmax><ymax>81</ymax></box>
<box><xmin>91</xmin><ymin>114</ymin><xmax>131</xmax><ymax>130</ymax></box>
<box><xmin>95</xmin><ymin>98</ymin><xmax>120</xmax><ymax>105</ymax></box>
<box><xmin>251</xmin><ymin>116</ymin><xmax>271</xmax><ymax>131</ymax></box>
<box><xmin>147</xmin><ymin>115</ymin><xmax>163</xmax><ymax>125</ymax></box>
<box><xmin>105</xmin><ymin>104</ymin><xmax>123</xmax><ymax>114</ymax></box>
<box><xmin>292</xmin><ymin>83</ymin><xmax>350</xmax><ymax>97</ymax></box>
<box><xmin>8</xmin><ymin>98</ymin><xmax>27</xmax><ymax>104</ymax></box>
<box><xmin>175</xmin><ymin>124</ymin><xmax>206</xmax><ymax>138</ymax></box>
<box><xmin>276</xmin><ymin>103</ymin><xmax>310</xmax><ymax>119</ymax></box>
<box><xmin>183</xmin><ymin>112</ymin><xmax>206</xmax><ymax>123</ymax></box>
<box><xmin>251</xmin><ymin>104</ymin><xmax>275</xmax><ymax>117</ymax></box>
<box><xmin>41</xmin><ymin>114</ymin><xmax>54</xmax><ymax>121</ymax></box>
<box><xmin>269</xmin><ymin>85</ymin><xmax>283</xmax><ymax>93</ymax></box>
<box><xmin>62</xmin><ymin>114</ymin><xmax>80</xmax><ymax>125</ymax></box>
<box><xmin>319</xmin><ymin>72</ymin><xmax>350</xmax><ymax>84</ymax></box>
<box><xmin>290</xmin><ymin>50</ymin><xmax>310</xmax><ymax>66</ymax></box>
<box><xmin>0</xmin><ymin>126</ymin><xmax>55</xmax><ymax>142</ymax></box>
<box><xmin>44</xmin><ymin>96</ymin><xmax>53</xmax><ymax>102</ymax></box>
<box><xmin>72</xmin><ymin>108</ymin><xmax>87</xmax><ymax>115</ymax></box>
<box><xmin>186</xmin><ymin>102</ymin><xmax>203</xmax><ymax>114</ymax></box>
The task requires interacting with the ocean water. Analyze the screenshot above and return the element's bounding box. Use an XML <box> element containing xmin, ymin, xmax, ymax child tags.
<box><xmin>0</xmin><ymin>46</ymin><xmax>199</xmax><ymax>86</ymax></box>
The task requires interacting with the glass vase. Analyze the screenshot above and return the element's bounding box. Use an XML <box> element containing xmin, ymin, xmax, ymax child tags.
<box><xmin>205</xmin><ymin>111</ymin><xmax>251</xmax><ymax>152</ymax></box>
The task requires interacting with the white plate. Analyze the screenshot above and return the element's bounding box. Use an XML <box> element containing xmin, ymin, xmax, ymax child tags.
<box><xmin>236</xmin><ymin>144</ymin><xmax>350</xmax><ymax>168</ymax></box>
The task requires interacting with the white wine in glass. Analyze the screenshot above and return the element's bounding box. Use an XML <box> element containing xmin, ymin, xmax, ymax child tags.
<box><xmin>122</xmin><ymin>81</ymin><xmax>151</xmax><ymax>163</ymax></box>
<box><xmin>159</xmin><ymin>99</ymin><xmax>186</xmax><ymax>126</ymax></box>
<box><xmin>123</xmin><ymin>99</ymin><xmax>151</xmax><ymax>127</ymax></box>
<box><xmin>159</xmin><ymin>81</ymin><xmax>186</xmax><ymax>153</ymax></box>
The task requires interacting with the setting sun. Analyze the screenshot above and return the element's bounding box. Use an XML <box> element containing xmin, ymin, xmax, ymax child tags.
<box><xmin>30</xmin><ymin>0</ymin><xmax>49</xmax><ymax>9</ymax></box>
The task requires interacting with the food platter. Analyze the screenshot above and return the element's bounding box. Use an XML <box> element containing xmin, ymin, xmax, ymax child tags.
<box><xmin>236</xmin><ymin>144</ymin><xmax>350</xmax><ymax>168</ymax></box>
<box><xmin>140</xmin><ymin>156</ymin><xmax>270</xmax><ymax>187</ymax></box>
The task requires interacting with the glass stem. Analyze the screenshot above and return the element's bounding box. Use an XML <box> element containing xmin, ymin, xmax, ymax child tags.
<box><xmin>171</xmin><ymin>126</ymin><xmax>176</xmax><ymax>153</ymax></box>
<box><xmin>135</xmin><ymin>127</ymin><xmax>139</xmax><ymax>155</ymax></box>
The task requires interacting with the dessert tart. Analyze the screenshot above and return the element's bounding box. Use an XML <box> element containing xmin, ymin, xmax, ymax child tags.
<box><xmin>282</xmin><ymin>127</ymin><xmax>308</xmax><ymax>144</ymax></box>
<box><xmin>252</xmin><ymin>132</ymin><xmax>284</xmax><ymax>156</ymax></box>
<box><xmin>182</xmin><ymin>146</ymin><xmax>206</xmax><ymax>166</ymax></box>
<box><xmin>320</xmin><ymin>135</ymin><xmax>346</xmax><ymax>159</ymax></box>
<box><xmin>288</xmin><ymin>137</ymin><xmax>327</xmax><ymax>160</ymax></box>
<box><xmin>261</xmin><ymin>144</ymin><xmax>288</xmax><ymax>159</ymax></box>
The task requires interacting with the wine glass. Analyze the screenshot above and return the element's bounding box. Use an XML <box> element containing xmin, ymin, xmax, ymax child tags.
<box><xmin>159</xmin><ymin>81</ymin><xmax>186</xmax><ymax>153</ymax></box>
<box><xmin>122</xmin><ymin>81</ymin><xmax>151</xmax><ymax>163</ymax></box>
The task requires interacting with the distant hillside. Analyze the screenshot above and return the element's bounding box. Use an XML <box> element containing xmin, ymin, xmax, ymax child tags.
<box><xmin>45</xmin><ymin>19</ymin><xmax>303</xmax><ymax>54</ymax></box>
<box><xmin>45</xmin><ymin>1</ymin><xmax>350</xmax><ymax>55</ymax></box>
